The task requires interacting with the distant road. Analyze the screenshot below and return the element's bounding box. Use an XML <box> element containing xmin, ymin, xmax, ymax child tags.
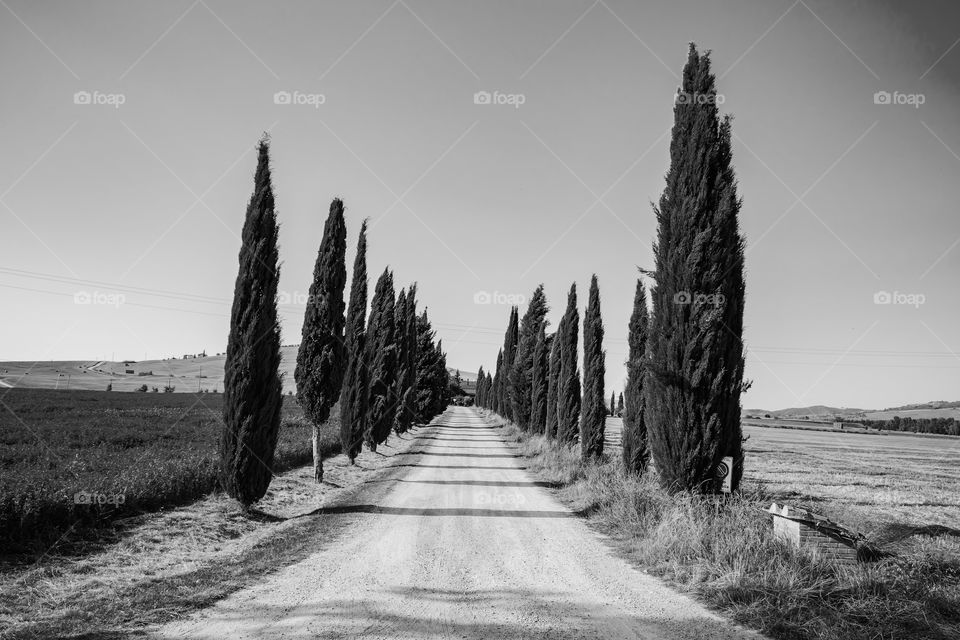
<box><xmin>158</xmin><ymin>407</ymin><xmax>760</xmax><ymax>640</ymax></box>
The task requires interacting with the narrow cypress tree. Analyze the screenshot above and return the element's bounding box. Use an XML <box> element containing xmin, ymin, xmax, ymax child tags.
<box><xmin>491</xmin><ymin>348</ymin><xmax>503</xmax><ymax>415</ymax></box>
<box><xmin>610</xmin><ymin>390</ymin><xmax>616</xmax><ymax>416</ymax></box>
<box><xmin>415</xmin><ymin>309</ymin><xmax>445</xmax><ymax>421</ymax></box>
<box><xmin>509</xmin><ymin>286</ymin><xmax>549</xmax><ymax>430</ymax></box>
<box><xmin>529</xmin><ymin>323</ymin><xmax>548</xmax><ymax>434</ymax></box>
<box><xmin>623</xmin><ymin>279</ymin><xmax>650</xmax><ymax>474</ymax></box>
<box><xmin>500</xmin><ymin>307</ymin><xmax>519</xmax><ymax>420</ymax></box>
<box><xmin>557</xmin><ymin>284</ymin><xmax>581</xmax><ymax>444</ymax></box>
<box><xmin>364</xmin><ymin>268</ymin><xmax>397</xmax><ymax>451</ymax></box>
<box><xmin>433</xmin><ymin>339</ymin><xmax>450</xmax><ymax>416</ymax></box>
<box><xmin>545</xmin><ymin>324</ymin><xmax>562</xmax><ymax>438</ymax></box>
<box><xmin>221</xmin><ymin>136</ymin><xmax>283</xmax><ymax>506</ymax></box>
<box><xmin>338</xmin><ymin>221</ymin><xmax>369</xmax><ymax>463</ymax></box>
<box><xmin>646</xmin><ymin>44</ymin><xmax>747</xmax><ymax>493</ymax></box>
<box><xmin>392</xmin><ymin>288</ymin><xmax>409</xmax><ymax>435</ymax></box>
<box><xmin>402</xmin><ymin>284</ymin><xmax>419</xmax><ymax>427</ymax></box>
<box><xmin>617</xmin><ymin>392</ymin><xmax>624</xmax><ymax>416</ymax></box>
<box><xmin>485</xmin><ymin>372</ymin><xmax>493</xmax><ymax>409</ymax></box>
<box><xmin>579</xmin><ymin>275</ymin><xmax>605</xmax><ymax>459</ymax></box>
<box><xmin>476</xmin><ymin>365</ymin><xmax>485</xmax><ymax>407</ymax></box>
<box><xmin>295</xmin><ymin>198</ymin><xmax>347</xmax><ymax>482</ymax></box>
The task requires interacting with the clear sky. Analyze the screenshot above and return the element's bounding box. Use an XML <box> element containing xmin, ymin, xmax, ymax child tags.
<box><xmin>1</xmin><ymin>0</ymin><xmax>959</xmax><ymax>410</ymax></box>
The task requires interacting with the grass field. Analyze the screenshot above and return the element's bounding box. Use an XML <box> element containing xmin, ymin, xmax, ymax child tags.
<box><xmin>0</xmin><ymin>388</ymin><xmax>339</xmax><ymax>552</ymax></box>
<box><xmin>508</xmin><ymin>415</ymin><xmax>960</xmax><ymax>640</ymax></box>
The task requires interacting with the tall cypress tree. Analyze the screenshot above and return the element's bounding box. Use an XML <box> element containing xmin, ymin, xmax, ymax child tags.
<box><xmin>491</xmin><ymin>348</ymin><xmax>503</xmax><ymax>415</ymax></box>
<box><xmin>364</xmin><ymin>268</ymin><xmax>397</xmax><ymax>451</ymax></box>
<box><xmin>295</xmin><ymin>198</ymin><xmax>347</xmax><ymax>483</ymax></box>
<box><xmin>529</xmin><ymin>323</ymin><xmax>549</xmax><ymax>434</ymax></box>
<box><xmin>580</xmin><ymin>275</ymin><xmax>605</xmax><ymax>459</ymax></box>
<box><xmin>509</xmin><ymin>286</ymin><xmax>549</xmax><ymax>430</ymax></box>
<box><xmin>617</xmin><ymin>392</ymin><xmax>624</xmax><ymax>416</ymax></box>
<box><xmin>545</xmin><ymin>323</ymin><xmax>562</xmax><ymax>438</ymax></box>
<box><xmin>402</xmin><ymin>284</ymin><xmax>419</xmax><ymax>427</ymax></box>
<box><xmin>338</xmin><ymin>220</ymin><xmax>369</xmax><ymax>463</ymax></box>
<box><xmin>646</xmin><ymin>44</ymin><xmax>747</xmax><ymax>493</ymax></box>
<box><xmin>221</xmin><ymin>136</ymin><xmax>283</xmax><ymax>506</ymax></box>
<box><xmin>623</xmin><ymin>279</ymin><xmax>650</xmax><ymax>474</ymax></box>
<box><xmin>416</xmin><ymin>309</ymin><xmax>445</xmax><ymax>421</ymax></box>
<box><xmin>610</xmin><ymin>390</ymin><xmax>616</xmax><ymax>416</ymax></box>
<box><xmin>557</xmin><ymin>284</ymin><xmax>581</xmax><ymax>444</ymax></box>
<box><xmin>392</xmin><ymin>288</ymin><xmax>409</xmax><ymax>435</ymax></box>
<box><xmin>476</xmin><ymin>365</ymin><xmax>485</xmax><ymax>407</ymax></box>
<box><xmin>499</xmin><ymin>307</ymin><xmax>519</xmax><ymax>420</ymax></box>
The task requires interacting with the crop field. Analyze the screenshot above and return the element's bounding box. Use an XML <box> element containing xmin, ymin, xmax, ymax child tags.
<box><xmin>605</xmin><ymin>418</ymin><xmax>960</xmax><ymax>536</ymax></box>
<box><xmin>0</xmin><ymin>388</ymin><xmax>338</xmax><ymax>552</ymax></box>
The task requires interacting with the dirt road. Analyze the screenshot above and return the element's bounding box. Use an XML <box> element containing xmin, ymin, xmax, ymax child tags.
<box><xmin>158</xmin><ymin>407</ymin><xmax>760</xmax><ymax>639</ymax></box>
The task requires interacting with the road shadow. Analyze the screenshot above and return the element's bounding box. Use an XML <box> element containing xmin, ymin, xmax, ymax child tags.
<box><xmin>303</xmin><ymin>504</ymin><xmax>578</xmax><ymax>518</ymax></box>
<box><xmin>363</xmin><ymin>478</ymin><xmax>561</xmax><ymax>489</ymax></box>
<box><xmin>386</xmin><ymin>463</ymin><xmax>527</xmax><ymax>470</ymax></box>
<box><xmin>399</xmin><ymin>451</ymin><xmax>521</xmax><ymax>458</ymax></box>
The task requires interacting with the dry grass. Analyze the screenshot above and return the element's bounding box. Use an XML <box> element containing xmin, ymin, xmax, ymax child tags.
<box><xmin>0</xmin><ymin>426</ymin><xmax>422</xmax><ymax>640</ymax></box>
<box><xmin>491</xmin><ymin>414</ymin><xmax>960</xmax><ymax>640</ymax></box>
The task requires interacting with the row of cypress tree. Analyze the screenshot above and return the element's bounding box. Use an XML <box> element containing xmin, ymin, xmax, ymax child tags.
<box><xmin>477</xmin><ymin>44</ymin><xmax>747</xmax><ymax>495</ymax></box>
<box><xmin>220</xmin><ymin>137</ymin><xmax>449</xmax><ymax>507</ymax></box>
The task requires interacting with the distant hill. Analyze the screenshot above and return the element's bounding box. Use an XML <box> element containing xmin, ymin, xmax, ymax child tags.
<box><xmin>744</xmin><ymin>402</ymin><xmax>960</xmax><ymax>422</ymax></box>
<box><xmin>447</xmin><ymin>368</ymin><xmax>477</xmax><ymax>382</ymax></box>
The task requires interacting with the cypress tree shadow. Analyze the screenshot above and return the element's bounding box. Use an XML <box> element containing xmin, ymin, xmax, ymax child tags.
<box><xmin>399</xmin><ymin>451</ymin><xmax>521</xmax><ymax>458</ymax></box>
<box><xmin>304</xmin><ymin>504</ymin><xmax>578</xmax><ymax>518</ymax></box>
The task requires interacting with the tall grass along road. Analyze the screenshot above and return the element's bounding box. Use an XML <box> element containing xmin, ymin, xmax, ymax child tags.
<box><xmin>157</xmin><ymin>407</ymin><xmax>761</xmax><ymax>639</ymax></box>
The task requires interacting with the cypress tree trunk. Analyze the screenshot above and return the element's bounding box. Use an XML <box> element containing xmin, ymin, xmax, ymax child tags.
<box><xmin>295</xmin><ymin>198</ymin><xmax>347</xmax><ymax>483</ymax></box>
<box><xmin>220</xmin><ymin>136</ymin><xmax>283</xmax><ymax>507</ymax></box>
<box><xmin>365</xmin><ymin>269</ymin><xmax>397</xmax><ymax>451</ymax></box>
<box><xmin>557</xmin><ymin>284</ymin><xmax>581</xmax><ymax>444</ymax></box>
<box><xmin>544</xmin><ymin>323</ymin><xmax>562</xmax><ymax>438</ymax></box>
<box><xmin>622</xmin><ymin>279</ymin><xmax>650</xmax><ymax>474</ymax></box>
<box><xmin>529</xmin><ymin>324</ymin><xmax>549</xmax><ymax>434</ymax></box>
<box><xmin>509</xmin><ymin>286</ymin><xmax>549</xmax><ymax>430</ymax></box>
<box><xmin>579</xmin><ymin>275</ymin><xmax>605</xmax><ymax>459</ymax></box>
<box><xmin>645</xmin><ymin>44</ymin><xmax>747</xmax><ymax>493</ymax></box>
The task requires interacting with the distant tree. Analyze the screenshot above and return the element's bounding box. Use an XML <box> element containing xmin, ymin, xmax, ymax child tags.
<box><xmin>617</xmin><ymin>392</ymin><xmax>623</xmax><ymax>416</ymax></box>
<box><xmin>364</xmin><ymin>269</ymin><xmax>397</xmax><ymax>451</ymax></box>
<box><xmin>580</xmin><ymin>275</ymin><xmax>606</xmax><ymax>459</ymax></box>
<box><xmin>557</xmin><ymin>283</ymin><xmax>581</xmax><ymax>444</ymax></box>
<box><xmin>499</xmin><ymin>307</ymin><xmax>519</xmax><ymax>419</ymax></box>
<box><xmin>622</xmin><ymin>279</ymin><xmax>650</xmax><ymax>474</ymax></box>
<box><xmin>221</xmin><ymin>136</ymin><xmax>283</xmax><ymax>506</ymax></box>
<box><xmin>338</xmin><ymin>220</ymin><xmax>369</xmax><ymax>463</ymax></box>
<box><xmin>509</xmin><ymin>286</ymin><xmax>549</xmax><ymax>430</ymax></box>
<box><xmin>295</xmin><ymin>197</ymin><xmax>347</xmax><ymax>482</ymax></box>
<box><xmin>392</xmin><ymin>288</ymin><xmax>414</xmax><ymax>435</ymax></box>
<box><xmin>545</xmin><ymin>324</ymin><xmax>562</xmax><ymax>438</ymax></box>
<box><xmin>529</xmin><ymin>323</ymin><xmax>549</xmax><ymax>433</ymax></box>
<box><xmin>645</xmin><ymin>45</ymin><xmax>747</xmax><ymax>493</ymax></box>
<box><xmin>106</xmin><ymin>383</ymin><xmax>112</xmax><ymax>392</ymax></box>
<box><xmin>401</xmin><ymin>284</ymin><xmax>419</xmax><ymax>428</ymax></box>
<box><xmin>610</xmin><ymin>390</ymin><xmax>616</xmax><ymax>417</ymax></box>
